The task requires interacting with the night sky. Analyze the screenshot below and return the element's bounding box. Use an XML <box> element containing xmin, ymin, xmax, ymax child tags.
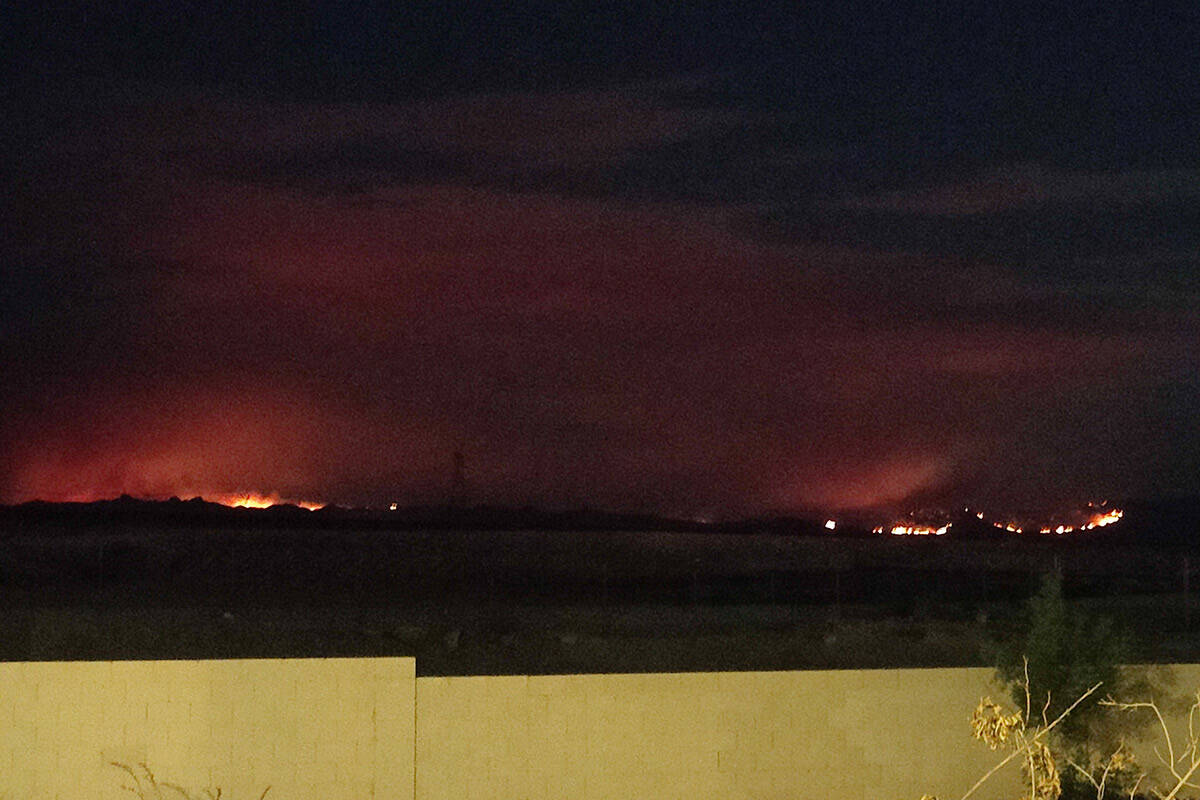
<box><xmin>3</xmin><ymin>2</ymin><xmax>1199</xmax><ymax>514</ymax></box>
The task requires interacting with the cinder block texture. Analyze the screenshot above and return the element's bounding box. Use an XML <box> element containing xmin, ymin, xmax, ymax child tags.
<box><xmin>0</xmin><ymin>658</ymin><xmax>415</xmax><ymax>800</ymax></box>
<box><xmin>416</xmin><ymin>667</ymin><xmax>1041</xmax><ymax>800</ymax></box>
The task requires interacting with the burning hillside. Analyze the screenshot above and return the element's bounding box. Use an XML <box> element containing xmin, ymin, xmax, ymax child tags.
<box><xmin>872</xmin><ymin>502</ymin><xmax>1124</xmax><ymax>537</ymax></box>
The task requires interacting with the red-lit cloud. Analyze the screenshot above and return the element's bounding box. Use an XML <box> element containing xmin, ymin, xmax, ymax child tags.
<box><xmin>3</xmin><ymin>83</ymin><xmax>1198</xmax><ymax>513</ymax></box>
<box><xmin>4</xmin><ymin>380</ymin><xmax>450</xmax><ymax>506</ymax></box>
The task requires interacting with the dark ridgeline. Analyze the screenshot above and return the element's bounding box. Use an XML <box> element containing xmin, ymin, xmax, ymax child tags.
<box><xmin>0</xmin><ymin>494</ymin><xmax>880</xmax><ymax>535</ymax></box>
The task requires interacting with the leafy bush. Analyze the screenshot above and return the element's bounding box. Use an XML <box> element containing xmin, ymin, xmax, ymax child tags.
<box><xmin>996</xmin><ymin>573</ymin><xmax>1129</xmax><ymax>725</ymax></box>
<box><xmin>956</xmin><ymin>570</ymin><xmax>1193</xmax><ymax>799</ymax></box>
<box><xmin>994</xmin><ymin>572</ymin><xmax>1143</xmax><ymax>797</ymax></box>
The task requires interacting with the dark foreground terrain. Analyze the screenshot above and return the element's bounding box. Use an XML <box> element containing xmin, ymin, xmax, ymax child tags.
<box><xmin>2</xmin><ymin>499</ymin><xmax>1199</xmax><ymax>674</ymax></box>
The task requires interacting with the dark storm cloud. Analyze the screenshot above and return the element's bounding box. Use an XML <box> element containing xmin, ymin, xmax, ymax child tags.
<box><xmin>218</xmin><ymin>139</ymin><xmax>477</xmax><ymax>195</ymax></box>
<box><xmin>203</xmin><ymin>80</ymin><xmax>736</xmax><ymax>196</ymax></box>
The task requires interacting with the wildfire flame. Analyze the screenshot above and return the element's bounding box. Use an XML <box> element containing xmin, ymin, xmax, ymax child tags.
<box><xmin>873</xmin><ymin>504</ymin><xmax>1124</xmax><ymax>537</ymax></box>
<box><xmin>202</xmin><ymin>492</ymin><xmax>325</xmax><ymax>511</ymax></box>
<box><xmin>1088</xmin><ymin>509</ymin><xmax>1123</xmax><ymax>528</ymax></box>
<box><xmin>1036</xmin><ymin>508</ymin><xmax>1123</xmax><ymax>534</ymax></box>
<box><xmin>875</xmin><ymin>524</ymin><xmax>950</xmax><ymax>536</ymax></box>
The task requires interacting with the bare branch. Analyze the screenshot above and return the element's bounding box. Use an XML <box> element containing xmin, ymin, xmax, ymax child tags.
<box><xmin>1161</xmin><ymin>755</ymin><xmax>1200</xmax><ymax>800</ymax></box>
<box><xmin>1023</xmin><ymin>656</ymin><xmax>1032</xmax><ymax>723</ymax></box>
<box><xmin>960</xmin><ymin>681</ymin><xmax>1103</xmax><ymax>800</ymax></box>
<box><xmin>1103</xmin><ymin>699</ymin><xmax>1176</xmax><ymax>770</ymax></box>
<box><xmin>1096</xmin><ymin>743</ymin><xmax>1130</xmax><ymax>800</ymax></box>
<box><xmin>1026</xmin><ymin>737</ymin><xmax>1037</xmax><ymax>800</ymax></box>
<box><xmin>1065</xmin><ymin>756</ymin><xmax>1100</xmax><ymax>790</ymax></box>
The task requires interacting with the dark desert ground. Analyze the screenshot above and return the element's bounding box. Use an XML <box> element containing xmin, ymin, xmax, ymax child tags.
<box><xmin>3</xmin><ymin>499</ymin><xmax>1199</xmax><ymax>676</ymax></box>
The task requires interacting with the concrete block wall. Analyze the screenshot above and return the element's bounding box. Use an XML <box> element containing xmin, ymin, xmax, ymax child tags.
<box><xmin>4</xmin><ymin>659</ymin><xmax>1196</xmax><ymax>800</ymax></box>
<box><xmin>0</xmin><ymin>658</ymin><xmax>415</xmax><ymax>800</ymax></box>
<box><xmin>414</xmin><ymin>667</ymin><xmax>1026</xmax><ymax>800</ymax></box>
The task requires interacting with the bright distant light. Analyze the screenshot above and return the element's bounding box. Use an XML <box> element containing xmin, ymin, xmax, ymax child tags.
<box><xmin>390</xmin><ymin>502</ymin><xmax>398</xmax><ymax>511</ymax></box>
<box><xmin>824</xmin><ymin>519</ymin><xmax>837</xmax><ymax>530</ymax></box>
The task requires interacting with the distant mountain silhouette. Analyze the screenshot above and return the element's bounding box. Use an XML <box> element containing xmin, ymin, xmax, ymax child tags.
<box><xmin>0</xmin><ymin>497</ymin><xmax>851</xmax><ymax>536</ymax></box>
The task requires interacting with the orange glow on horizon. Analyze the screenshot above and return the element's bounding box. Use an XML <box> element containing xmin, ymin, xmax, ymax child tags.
<box><xmin>8</xmin><ymin>489</ymin><xmax>328</xmax><ymax>511</ymax></box>
<box><xmin>204</xmin><ymin>492</ymin><xmax>325</xmax><ymax>511</ymax></box>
